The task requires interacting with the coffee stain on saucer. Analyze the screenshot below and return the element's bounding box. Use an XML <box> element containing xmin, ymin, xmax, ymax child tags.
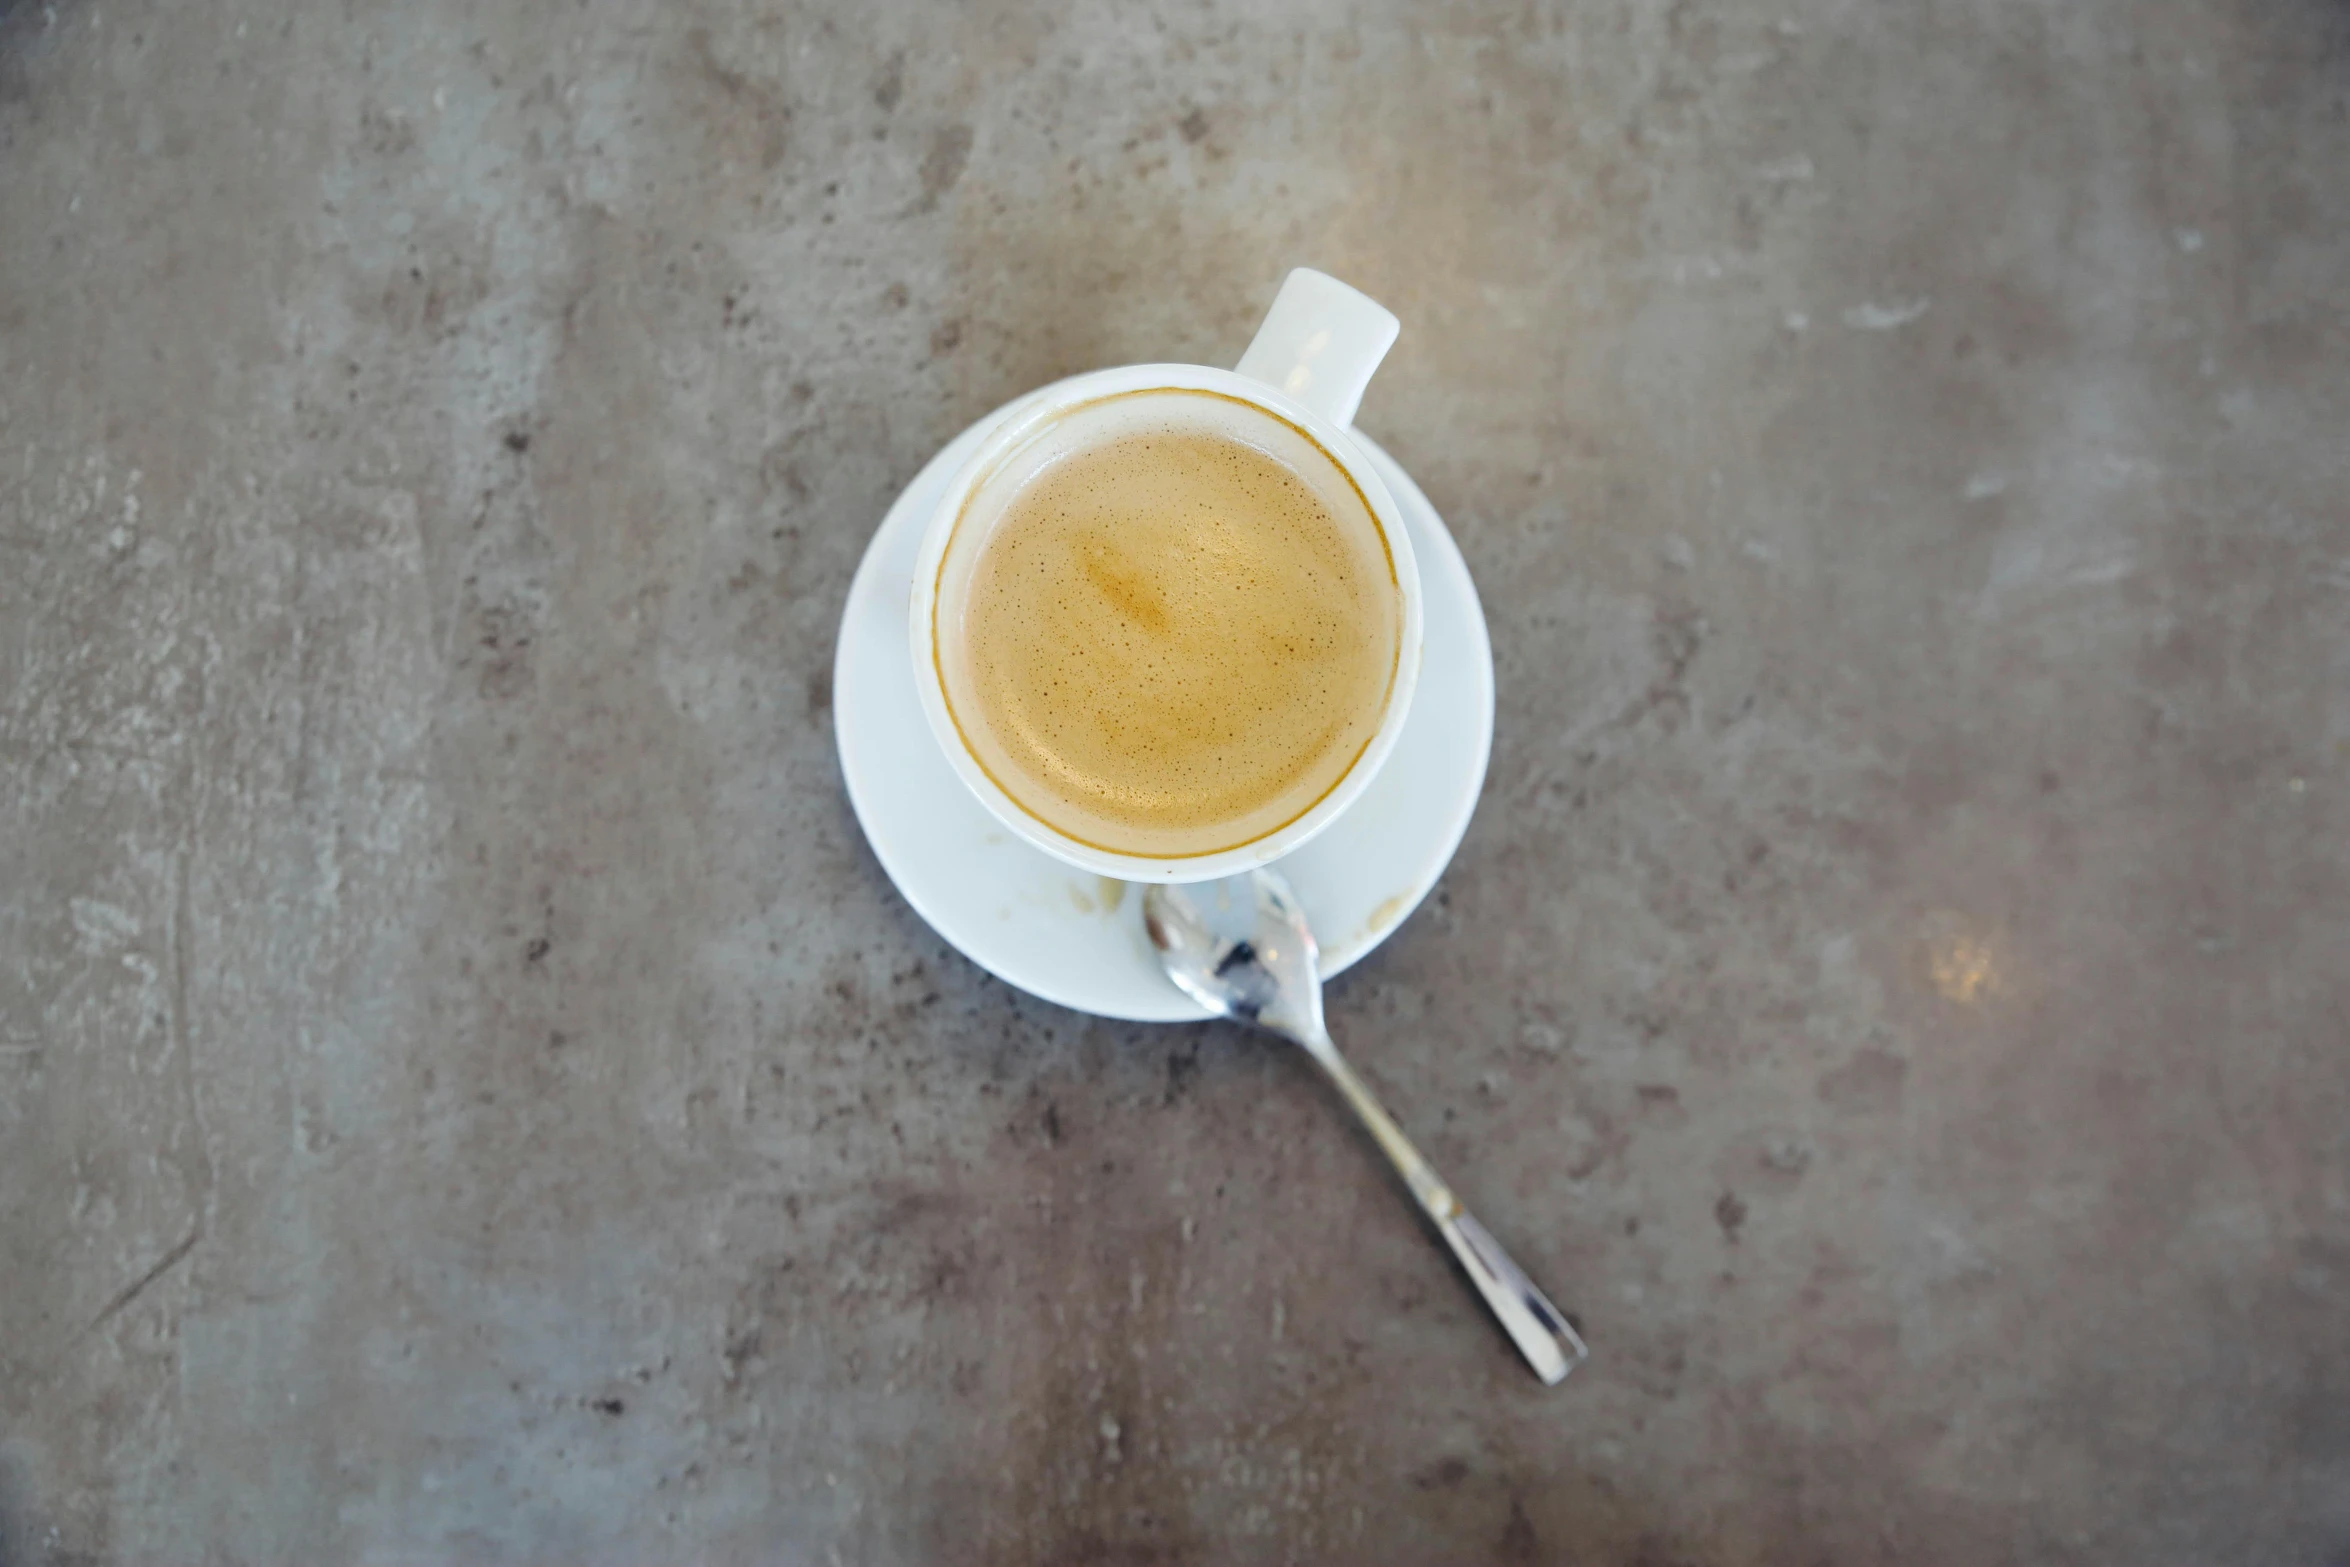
<box><xmin>1363</xmin><ymin>892</ymin><xmax>1412</xmax><ymax>941</ymax></box>
<box><xmin>1063</xmin><ymin>877</ymin><xmax>1131</xmax><ymax>917</ymax></box>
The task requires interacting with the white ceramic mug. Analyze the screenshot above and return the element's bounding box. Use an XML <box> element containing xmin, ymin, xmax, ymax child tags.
<box><xmin>908</xmin><ymin>268</ymin><xmax>1422</xmax><ymax>883</ymax></box>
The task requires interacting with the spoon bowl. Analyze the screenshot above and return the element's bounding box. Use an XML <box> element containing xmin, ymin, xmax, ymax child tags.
<box><xmin>1144</xmin><ymin>867</ymin><xmax>1323</xmax><ymax>1040</ymax></box>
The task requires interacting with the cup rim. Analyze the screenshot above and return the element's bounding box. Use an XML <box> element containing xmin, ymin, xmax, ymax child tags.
<box><xmin>906</xmin><ymin>363</ymin><xmax>1426</xmax><ymax>884</ymax></box>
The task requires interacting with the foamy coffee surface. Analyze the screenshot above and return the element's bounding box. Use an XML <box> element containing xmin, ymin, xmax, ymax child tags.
<box><xmin>935</xmin><ymin>388</ymin><xmax>1400</xmax><ymax>858</ymax></box>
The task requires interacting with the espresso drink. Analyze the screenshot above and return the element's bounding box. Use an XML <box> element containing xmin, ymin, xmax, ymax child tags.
<box><xmin>933</xmin><ymin>388</ymin><xmax>1401</xmax><ymax>858</ymax></box>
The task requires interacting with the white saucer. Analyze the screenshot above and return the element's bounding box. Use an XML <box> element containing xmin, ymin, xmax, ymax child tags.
<box><xmin>832</xmin><ymin>396</ymin><xmax>1494</xmax><ymax>1022</ymax></box>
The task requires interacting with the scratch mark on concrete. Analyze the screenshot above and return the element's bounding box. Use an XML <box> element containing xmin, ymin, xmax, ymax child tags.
<box><xmin>83</xmin><ymin>1226</ymin><xmax>200</xmax><ymax>1338</ymax></box>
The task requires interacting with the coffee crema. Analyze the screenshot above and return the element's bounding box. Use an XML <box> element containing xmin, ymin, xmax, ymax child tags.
<box><xmin>933</xmin><ymin>388</ymin><xmax>1401</xmax><ymax>858</ymax></box>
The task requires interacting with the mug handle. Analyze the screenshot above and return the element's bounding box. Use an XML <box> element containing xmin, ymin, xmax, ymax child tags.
<box><xmin>1234</xmin><ymin>268</ymin><xmax>1400</xmax><ymax>430</ymax></box>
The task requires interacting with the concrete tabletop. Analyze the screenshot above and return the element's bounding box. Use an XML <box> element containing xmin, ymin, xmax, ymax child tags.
<box><xmin>3</xmin><ymin>3</ymin><xmax>2345</xmax><ymax>1562</ymax></box>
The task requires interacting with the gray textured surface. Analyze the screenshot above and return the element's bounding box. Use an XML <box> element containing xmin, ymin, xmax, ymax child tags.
<box><xmin>4</xmin><ymin>1</ymin><xmax>2348</xmax><ymax>1562</ymax></box>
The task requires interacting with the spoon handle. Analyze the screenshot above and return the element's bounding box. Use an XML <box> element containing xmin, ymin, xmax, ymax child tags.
<box><xmin>1302</xmin><ymin>1034</ymin><xmax>1590</xmax><ymax>1385</ymax></box>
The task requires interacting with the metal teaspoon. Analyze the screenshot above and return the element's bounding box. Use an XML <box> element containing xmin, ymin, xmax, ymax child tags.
<box><xmin>1144</xmin><ymin>868</ymin><xmax>1589</xmax><ymax>1385</ymax></box>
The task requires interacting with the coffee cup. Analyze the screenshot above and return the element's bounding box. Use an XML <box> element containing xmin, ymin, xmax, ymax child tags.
<box><xmin>908</xmin><ymin>269</ymin><xmax>1423</xmax><ymax>884</ymax></box>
